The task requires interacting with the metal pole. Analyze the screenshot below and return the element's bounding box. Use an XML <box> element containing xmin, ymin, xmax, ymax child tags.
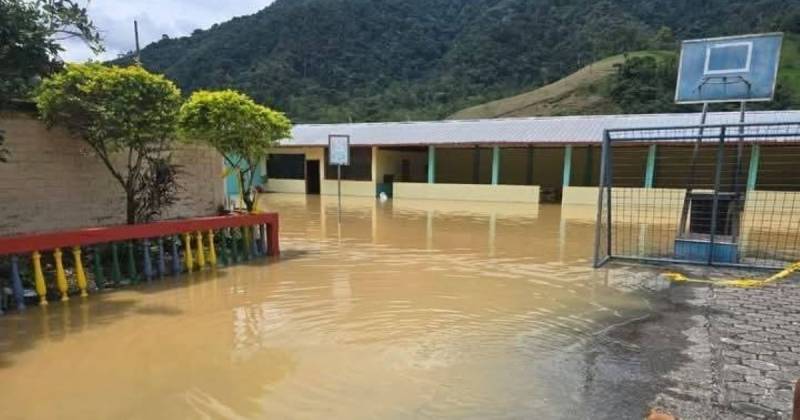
<box><xmin>709</xmin><ymin>126</ymin><xmax>726</xmax><ymax>265</ymax></box>
<box><xmin>134</xmin><ymin>20</ymin><xmax>141</xmax><ymax>64</ymax></box>
<box><xmin>679</xmin><ymin>102</ymin><xmax>709</xmax><ymax>235</ymax></box>
<box><xmin>593</xmin><ymin>131</ymin><xmax>610</xmax><ymax>267</ymax></box>
<box><xmin>728</xmin><ymin>102</ymin><xmax>747</xmax><ymax>243</ymax></box>
<box><xmin>337</xmin><ymin>164</ymin><xmax>342</xmax><ymax>225</ymax></box>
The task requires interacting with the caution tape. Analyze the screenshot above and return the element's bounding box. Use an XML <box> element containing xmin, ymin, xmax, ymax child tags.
<box><xmin>664</xmin><ymin>261</ymin><xmax>800</xmax><ymax>288</ymax></box>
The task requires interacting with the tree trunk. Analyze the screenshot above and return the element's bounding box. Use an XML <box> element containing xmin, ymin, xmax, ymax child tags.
<box><xmin>239</xmin><ymin>171</ymin><xmax>255</xmax><ymax>212</ymax></box>
<box><xmin>126</xmin><ymin>191</ymin><xmax>137</xmax><ymax>224</ymax></box>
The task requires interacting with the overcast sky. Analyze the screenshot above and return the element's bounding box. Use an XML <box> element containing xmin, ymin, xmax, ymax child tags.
<box><xmin>60</xmin><ymin>0</ymin><xmax>275</xmax><ymax>62</ymax></box>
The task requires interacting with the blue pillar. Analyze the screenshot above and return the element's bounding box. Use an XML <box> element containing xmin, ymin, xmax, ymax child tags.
<box><xmin>142</xmin><ymin>239</ymin><xmax>153</xmax><ymax>282</ymax></box>
<box><xmin>562</xmin><ymin>145</ymin><xmax>573</xmax><ymax>187</ymax></box>
<box><xmin>747</xmin><ymin>145</ymin><xmax>760</xmax><ymax>191</ymax></box>
<box><xmin>491</xmin><ymin>146</ymin><xmax>500</xmax><ymax>185</ymax></box>
<box><xmin>10</xmin><ymin>256</ymin><xmax>25</xmax><ymax>310</ymax></box>
<box><xmin>427</xmin><ymin>145</ymin><xmax>436</xmax><ymax>184</ymax></box>
<box><xmin>171</xmin><ymin>235</ymin><xmax>181</xmax><ymax>275</ymax></box>
<box><xmin>644</xmin><ymin>144</ymin><xmax>657</xmax><ymax>188</ymax></box>
<box><xmin>157</xmin><ymin>238</ymin><xmax>166</xmax><ymax>277</ymax></box>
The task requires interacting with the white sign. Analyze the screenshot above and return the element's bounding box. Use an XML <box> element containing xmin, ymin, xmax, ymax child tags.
<box><xmin>328</xmin><ymin>135</ymin><xmax>350</xmax><ymax>166</ymax></box>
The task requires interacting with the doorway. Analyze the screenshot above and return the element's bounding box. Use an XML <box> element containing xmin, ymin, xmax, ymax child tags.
<box><xmin>306</xmin><ymin>160</ymin><xmax>320</xmax><ymax>194</ymax></box>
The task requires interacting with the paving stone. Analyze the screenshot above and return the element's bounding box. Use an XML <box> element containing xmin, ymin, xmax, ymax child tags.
<box><xmin>742</xmin><ymin>360</ymin><xmax>780</xmax><ymax>370</ymax></box>
<box><xmin>724</xmin><ymin>364</ymin><xmax>761</xmax><ymax>377</ymax></box>
<box><xmin>730</xmin><ymin>401</ymin><xmax>774</xmax><ymax>419</ymax></box>
<box><xmin>744</xmin><ymin>375</ymin><xmax>778</xmax><ymax>389</ymax></box>
<box><xmin>728</xmin><ymin>381</ymin><xmax>767</xmax><ymax>396</ymax></box>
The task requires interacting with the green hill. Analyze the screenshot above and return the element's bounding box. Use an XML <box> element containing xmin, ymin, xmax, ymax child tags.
<box><xmin>127</xmin><ymin>0</ymin><xmax>800</xmax><ymax>123</ymax></box>
<box><xmin>450</xmin><ymin>34</ymin><xmax>800</xmax><ymax>119</ymax></box>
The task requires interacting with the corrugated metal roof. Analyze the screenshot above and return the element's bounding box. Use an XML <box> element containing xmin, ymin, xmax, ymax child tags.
<box><xmin>282</xmin><ymin>111</ymin><xmax>800</xmax><ymax>147</ymax></box>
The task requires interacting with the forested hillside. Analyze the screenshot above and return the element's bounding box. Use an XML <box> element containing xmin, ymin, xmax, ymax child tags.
<box><xmin>129</xmin><ymin>0</ymin><xmax>800</xmax><ymax>123</ymax></box>
<box><xmin>451</xmin><ymin>34</ymin><xmax>800</xmax><ymax>119</ymax></box>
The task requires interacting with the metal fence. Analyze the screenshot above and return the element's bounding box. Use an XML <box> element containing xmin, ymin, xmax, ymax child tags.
<box><xmin>594</xmin><ymin>121</ymin><xmax>800</xmax><ymax>269</ymax></box>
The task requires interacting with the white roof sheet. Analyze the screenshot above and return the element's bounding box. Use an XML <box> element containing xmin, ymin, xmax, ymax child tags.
<box><xmin>282</xmin><ymin>111</ymin><xmax>800</xmax><ymax>147</ymax></box>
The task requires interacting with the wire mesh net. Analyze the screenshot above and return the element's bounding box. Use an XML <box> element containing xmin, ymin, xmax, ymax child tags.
<box><xmin>595</xmin><ymin>122</ymin><xmax>800</xmax><ymax>269</ymax></box>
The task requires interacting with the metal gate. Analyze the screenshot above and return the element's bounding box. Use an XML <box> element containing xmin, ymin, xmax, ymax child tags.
<box><xmin>594</xmin><ymin>121</ymin><xmax>800</xmax><ymax>269</ymax></box>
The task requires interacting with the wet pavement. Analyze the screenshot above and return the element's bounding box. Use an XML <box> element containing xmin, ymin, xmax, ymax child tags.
<box><xmin>0</xmin><ymin>193</ymin><xmax>798</xmax><ymax>419</ymax></box>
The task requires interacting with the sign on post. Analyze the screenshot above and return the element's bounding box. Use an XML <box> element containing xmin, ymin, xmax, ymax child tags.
<box><xmin>328</xmin><ymin>135</ymin><xmax>350</xmax><ymax>224</ymax></box>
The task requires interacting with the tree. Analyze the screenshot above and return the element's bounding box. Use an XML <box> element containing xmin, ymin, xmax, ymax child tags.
<box><xmin>178</xmin><ymin>90</ymin><xmax>292</xmax><ymax>212</ymax></box>
<box><xmin>0</xmin><ymin>0</ymin><xmax>103</xmax><ymax>103</ymax></box>
<box><xmin>36</xmin><ymin>63</ymin><xmax>183</xmax><ymax>224</ymax></box>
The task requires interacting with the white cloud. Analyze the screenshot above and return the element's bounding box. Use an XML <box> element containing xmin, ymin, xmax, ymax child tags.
<box><xmin>60</xmin><ymin>0</ymin><xmax>275</xmax><ymax>62</ymax></box>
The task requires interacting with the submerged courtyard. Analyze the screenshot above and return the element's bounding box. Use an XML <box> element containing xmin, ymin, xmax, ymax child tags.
<box><xmin>0</xmin><ymin>194</ymin><xmax>796</xmax><ymax>419</ymax></box>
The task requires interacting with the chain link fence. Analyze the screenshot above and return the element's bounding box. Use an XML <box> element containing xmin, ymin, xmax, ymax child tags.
<box><xmin>594</xmin><ymin>122</ymin><xmax>800</xmax><ymax>269</ymax></box>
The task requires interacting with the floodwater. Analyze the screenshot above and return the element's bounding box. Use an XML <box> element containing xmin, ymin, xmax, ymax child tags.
<box><xmin>0</xmin><ymin>194</ymin><xmax>668</xmax><ymax>419</ymax></box>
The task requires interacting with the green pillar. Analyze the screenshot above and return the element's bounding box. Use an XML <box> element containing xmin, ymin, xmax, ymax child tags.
<box><xmin>427</xmin><ymin>145</ymin><xmax>436</xmax><ymax>184</ymax></box>
<box><xmin>562</xmin><ymin>145</ymin><xmax>573</xmax><ymax>187</ymax></box>
<box><xmin>644</xmin><ymin>144</ymin><xmax>657</xmax><ymax>188</ymax></box>
<box><xmin>747</xmin><ymin>145</ymin><xmax>760</xmax><ymax>191</ymax></box>
<box><xmin>93</xmin><ymin>246</ymin><xmax>105</xmax><ymax>290</ymax></box>
<box><xmin>491</xmin><ymin>146</ymin><xmax>500</xmax><ymax>185</ymax></box>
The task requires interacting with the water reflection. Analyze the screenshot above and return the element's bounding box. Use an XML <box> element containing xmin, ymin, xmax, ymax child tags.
<box><xmin>0</xmin><ymin>193</ymin><xmax>664</xmax><ymax>419</ymax></box>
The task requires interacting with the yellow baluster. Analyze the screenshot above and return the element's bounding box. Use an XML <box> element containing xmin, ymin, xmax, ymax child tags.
<box><xmin>195</xmin><ymin>231</ymin><xmax>206</xmax><ymax>268</ymax></box>
<box><xmin>53</xmin><ymin>248</ymin><xmax>69</xmax><ymax>301</ymax></box>
<box><xmin>183</xmin><ymin>233</ymin><xmax>194</xmax><ymax>272</ymax></box>
<box><xmin>207</xmin><ymin>230</ymin><xmax>217</xmax><ymax>267</ymax></box>
<box><xmin>32</xmin><ymin>251</ymin><xmax>48</xmax><ymax>306</ymax></box>
<box><xmin>72</xmin><ymin>247</ymin><xmax>88</xmax><ymax>297</ymax></box>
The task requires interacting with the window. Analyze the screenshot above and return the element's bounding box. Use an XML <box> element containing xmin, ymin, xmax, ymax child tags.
<box><xmin>325</xmin><ymin>147</ymin><xmax>372</xmax><ymax>180</ymax></box>
<box><xmin>267</xmin><ymin>154</ymin><xmax>305</xmax><ymax>179</ymax></box>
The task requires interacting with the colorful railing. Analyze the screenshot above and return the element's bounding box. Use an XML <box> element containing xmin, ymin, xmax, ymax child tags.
<box><xmin>0</xmin><ymin>213</ymin><xmax>279</xmax><ymax>310</ymax></box>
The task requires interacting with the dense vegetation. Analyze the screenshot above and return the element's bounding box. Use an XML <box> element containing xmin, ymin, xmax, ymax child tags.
<box><xmin>127</xmin><ymin>0</ymin><xmax>800</xmax><ymax>123</ymax></box>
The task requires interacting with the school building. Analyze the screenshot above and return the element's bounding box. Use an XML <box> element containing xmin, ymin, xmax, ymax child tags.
<box><xmin>258</xmin><ymin>111</ymin><xmax>800</xmax><ymax>205</ymax></box>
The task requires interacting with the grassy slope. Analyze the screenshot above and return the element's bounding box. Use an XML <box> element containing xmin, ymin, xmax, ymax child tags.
<box><xmin>449</xmin><ymin>35</ymin><xmax>800</xmax><ymax>120</ymax></box>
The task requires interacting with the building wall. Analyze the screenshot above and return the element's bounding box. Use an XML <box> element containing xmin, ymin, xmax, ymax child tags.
<box><xmin>394</xmin><ymin>183</ymin><xmax>539</xmax><ymax>203</ymax></box>
<box><xmin>0</xmin><ymin>112</ymin><xmax>224</xmax><ymax>235</ymax></box>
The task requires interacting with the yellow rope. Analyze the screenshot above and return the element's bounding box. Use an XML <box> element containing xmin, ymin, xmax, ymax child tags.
<box><xmin>664</xmin><ymin>261</ymin><xmax>800</xmax><ymax>288</ymax></box>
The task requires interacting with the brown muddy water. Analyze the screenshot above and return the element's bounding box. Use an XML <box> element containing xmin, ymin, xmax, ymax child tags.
<box><xmin>0</xmin><ymin>194</ymin><xmax>671</xmax><ymax>419</ymax></box>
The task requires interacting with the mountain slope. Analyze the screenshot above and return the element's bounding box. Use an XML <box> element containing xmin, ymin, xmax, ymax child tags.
<box><xmin>129</xmin><ymin>0</ymin><xmax>800</xmax><ymax>123</ymax></box>
<box><xmin>451</xmin><ymin>34</ymin><xmax>800</xmax><ymax>119</ymax></box>
<box><xmin>448</xmin><ymin>52</ymin><xmax>670</xmax><ymax>119</ymax></box>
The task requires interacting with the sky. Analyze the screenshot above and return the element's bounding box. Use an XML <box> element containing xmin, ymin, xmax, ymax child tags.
<box><xmin>60</xmin><ymin>0</ymin><xmax>275</xmax><ymax>62</ymax></box>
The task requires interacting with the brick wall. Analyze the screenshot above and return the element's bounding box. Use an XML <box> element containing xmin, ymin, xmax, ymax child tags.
<box><xmin>0</xmin><ymin>111</ymin><xmax>224</xmax><ymax>235</ymax></box>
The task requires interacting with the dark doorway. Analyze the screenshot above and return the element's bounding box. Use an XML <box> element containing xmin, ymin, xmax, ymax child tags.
<box><xmin>306</xmin><ymin>160</ymin><xmax>320</xmax><ymax>194</ymax></box>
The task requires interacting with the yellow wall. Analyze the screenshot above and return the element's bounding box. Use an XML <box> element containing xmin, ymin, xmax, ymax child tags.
<box><xmin>394</xmin><ymin>182</ymin><xmax>539</xmax><ymax>203</ymax></box>
<box><xmin>265</xmin><ymin>179</ymin><xmax>306</xmax><ymax>193</ymax></box>
<box><xmin>321</xmin><ymin>180</ymin><xmax>376</xmax><ymax>197</ymax></box>
<box><xmin>562</xmin><ymin>186</ymin><xmax>687</xmax><ymax>206</ymax></box>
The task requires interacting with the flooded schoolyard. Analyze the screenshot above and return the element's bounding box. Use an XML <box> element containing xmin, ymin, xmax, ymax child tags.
<box><xmin>0</xmin><ymin>194</ymin><xmax>674</xmax><ymax>419</ymax></box>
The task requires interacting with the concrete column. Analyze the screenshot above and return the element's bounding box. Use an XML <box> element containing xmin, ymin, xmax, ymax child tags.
<box><xmin>371</xmin><ymin>146</ymin><xmax>378</xmax><ymax>182</ymax></box>
<box><xmin>562</xmin><ymin>145</ymin><xmax>573</xmax><ymax>187</ymax></box>
<box><xmin>747</xmin><ymin>145</ymin><xmax>760</xmax><ymax>191</ymax></box>
<box><xmin>491</xmin><ymin>145</ymin><xmax>500</xmax><ymax>185</ymax></box>
<box><xmin>644</xmin><ymin>144</ymin><xmax>657</xmax><ymax>188</ymax></box>
<box><xmin>427</xmin><ymin>145</ymin><xmax>436</xmax><ymax>184</ymax></box>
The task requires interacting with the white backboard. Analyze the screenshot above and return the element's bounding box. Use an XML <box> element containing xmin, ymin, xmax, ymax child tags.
<box><xmin>675</xmin><ymin>33</ymin><xmax>783</xmax><ymax>104</ymax></box>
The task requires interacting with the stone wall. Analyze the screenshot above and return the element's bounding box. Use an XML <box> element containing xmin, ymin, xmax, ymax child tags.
<box><xmin>0</xmin><ymin>111</ymin><xmax>224</xmax><ymax>235</ymax></box>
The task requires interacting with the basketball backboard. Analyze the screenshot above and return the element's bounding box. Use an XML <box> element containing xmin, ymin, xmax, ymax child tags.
<box><xmin>328</xmin><ymin>134</ymin><xmax>350</xmax><ymax>166</ymax></box>
<box><xmin>675</xmin><ymin>33</ymin><xmax>783</xmax><ymax>104</ymax></box>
